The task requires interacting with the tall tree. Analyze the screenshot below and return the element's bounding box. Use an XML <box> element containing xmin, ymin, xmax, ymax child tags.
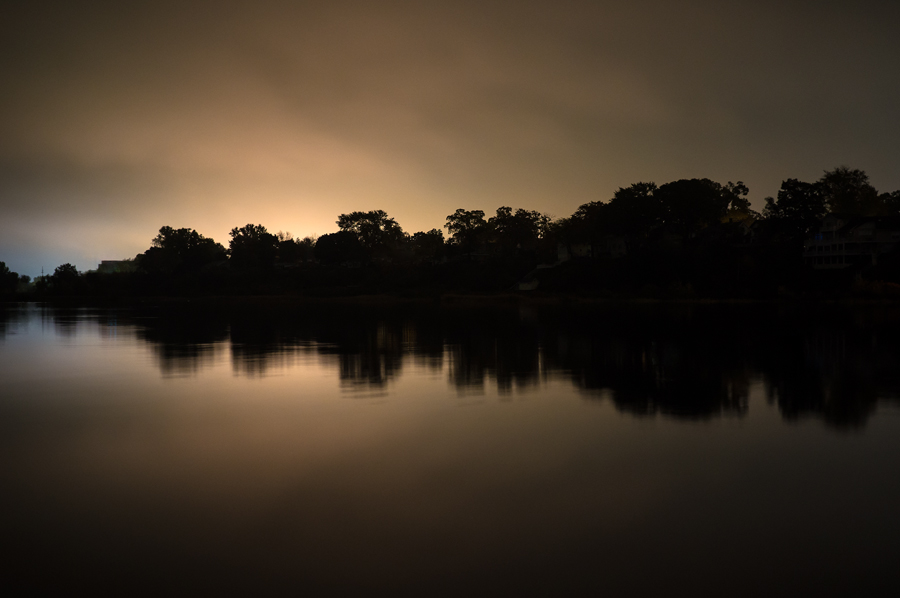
<box><xmin>274</xmin><ymin>231</ymin><xmax>305</xmax><ymax>265</ymax></box>
<box><xmin>229</xmin><ymin>224</ymin><xmax>278</xmax><ymax>270</ymax></box>
<box><xmin>655</xmin><ymin>178</ymin><xmax>733</xmax><ymax>238</ymax></box>
<box><xmin>50</xmin><ymin>263</ymin><xmax>82</xmax><ymax>294</ymax></box>
<box><xmin>445</xmin><ymin>209</ymin><xmax>487</xmax><ymax>254</ymax></box>
<box><xmin>410</xmin><ymin>229</ymin><xmax>445</xmax><ymax>262</ymax></box>
<box><xmin>762</xmin><ymin>179</ymin><xmax>827</xmax><ymax>242</ymax></box>
<box><xmin>488</xmin><ymin>207</ymin><xmax>550</xmax><ymax>255</ymax></box>
<box><xmin>606</xmin><ymin>182</ymin><xmax>662</xmax><ymax>240</ymax></box>
<box><xmin>337</xmin><ymin>210</ymin><xmax>406</xmax><ymax>258</ymax></box>
<box><xmin>722</xmin><ymin>181</ymin><xmax>751</xmax><ymax>211</ymax></box>
<box><xmin>139</xmin><ymin>226</ymin><xmax>227</xmax><ymax>274</ymax></box>
<box><xmin>819</xmin><ymin>167</ymin><xmax>880</xmax><ymax>216</ymax></box>
<box><xmin>314</xmin><ymin>231</ymin><xmax>364</xmax><ymax>265</ymax></box>
<box><xmin>0</xmin><ymin>262</ymin><xmax>20</xmax><ymax>294</ymax></box>
<box><xmin>295</xmin><ymin>235</ymin><xmax>318</xmax><ymax>262</ymax></box>
<box><xmin>879</xmin><ymin>190</ymin><xmax>900</xmax><ymax>216</ymax></box>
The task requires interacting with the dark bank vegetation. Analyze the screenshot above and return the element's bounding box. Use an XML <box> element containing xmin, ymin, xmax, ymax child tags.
<box><xmin>5</xmin><ymin>166</ymin><xmax>900</xmax><ymax>302</ymax></box>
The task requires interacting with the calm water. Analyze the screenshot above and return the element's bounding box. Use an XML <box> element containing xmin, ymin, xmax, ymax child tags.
<box><xmin>2</xmin><ymin>301</ymin><xmax>900</xmax><ymax>595</ymax></box>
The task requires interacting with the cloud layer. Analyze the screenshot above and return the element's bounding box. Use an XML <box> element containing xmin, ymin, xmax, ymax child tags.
<box><xmin>3</xmin><ymin>0</ymin><xmax>899</xmax><ymax>274</ymax></box>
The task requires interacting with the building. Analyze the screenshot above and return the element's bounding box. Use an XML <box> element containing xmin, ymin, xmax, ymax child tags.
<box><xmin>96</xmin><ymin>260</ymin><xmax>135</xmax><ymax>274</ymax></box>
<box><xmin>804</xmin><ymin>214</ymin><xmax>900</xmax><ymax>269</ymax></box>
<box><xmin>557</xmin><ymin>235</ymin><xmax>627</xmax><ymax>262</ymax></box>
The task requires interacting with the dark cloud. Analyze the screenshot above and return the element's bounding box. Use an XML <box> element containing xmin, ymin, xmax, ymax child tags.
<box><xmin>2</xmin><ymin>0</ymin><xmax>900</xmax><ymax>275</ymax></box>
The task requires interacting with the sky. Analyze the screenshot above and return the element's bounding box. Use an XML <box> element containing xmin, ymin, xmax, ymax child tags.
<box><xmin>2</xmin><ymin>0</ymin><xmax>899</xmax><ymax>276</ymax></box>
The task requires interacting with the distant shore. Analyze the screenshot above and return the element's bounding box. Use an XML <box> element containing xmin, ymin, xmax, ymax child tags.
<box><xmin>5</xmin><ymin>290</ymin><xmax>900</xmax><ymax>309</ymax></box>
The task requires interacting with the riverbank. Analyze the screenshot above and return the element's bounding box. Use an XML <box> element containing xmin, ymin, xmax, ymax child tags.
<box><xmin>5</xmin><ymin>287</ymin><xmax>900</xmax><ymax>309</ymax></box>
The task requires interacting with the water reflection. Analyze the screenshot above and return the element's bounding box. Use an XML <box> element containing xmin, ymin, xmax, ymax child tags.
<box><xmin>134</xmin><ymin>310</ymin><xmax>228</xmax><ymax>376</ymax></box>
<box><xmin>9</xmin><ymin>302</ymin><xmax>900</xmax><ymax>427</ymax></box>
<box><xmin>763</xmin><ymin>317</ymin><xmax>900</xmax><ymax>427</ymax></box>
<box><xmin>0</xmin><ymin>303</ymin><xmax>17</xmax><ymax>339</ymax></box>
<box><xmin>5</xmin><ymin>301</ymin><xmax>900</xmax><ymax>594</ymax></box>
<box><xmin>547</xmin><ymin>318</ymin><xmax>753</xmax><ymax>418</ymax></box>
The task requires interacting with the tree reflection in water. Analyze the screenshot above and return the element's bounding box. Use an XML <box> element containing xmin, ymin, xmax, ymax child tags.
<box><xmin>135</xmin><ymin>308</ymin><xmax>229</xmax><ymax>377</ymax></box>
<box><xmin>21</xmin><ymin>301</ymin><xmax>900</xmax><ymax>427</ymax></box>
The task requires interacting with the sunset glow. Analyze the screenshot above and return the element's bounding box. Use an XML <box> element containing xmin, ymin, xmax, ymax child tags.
<box><xmin>3</xmin><ymin>0</ymin><xmax>899</xmax><ymax>275</ymax></box>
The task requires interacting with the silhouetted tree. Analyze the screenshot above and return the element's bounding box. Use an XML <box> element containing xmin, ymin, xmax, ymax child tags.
<box><xmin>229</xmin><ymin>224</ymin><xmax>278</xmax><ymax>270</ymax></box>
<box><xmin>606</xmin><ymin>182</ymin><xmax>662</xmax><ymax>238</ymax></box>
<box><xmin>445</xmin><ymin>209</ymin><xmax>488</xmax><ymax>254</ymax></box>
<box><xmin>337</xmin><ymin>210</ymin><xmax>407</xmax><ymax>260</ymax></box>
<box><xmin>761</xmin><ymin>179</ymin><xmax>827</xmax><ymax>242</ymax></box>
<box><xmin>275</xmin><ymin>232</ymin><xmax>318</xmax><ymax>265</ymax></box>
<box><xmin>296</xmin><ymin>235</ymin><xmax>317</xmax><ymax>262</ymax></box>
<box><xmin>0</xmin><ymin>262</ymin><xmax>20</xmax><ymax>294</ymax></box>
<box><xmin>566</xmin><ymin>179</ymin><xmax>747</xmax><ymax>254</ymax></box>
<box><xmin>601</xmin><ymin>182</ymin><xmax>665</xmax><ymax>252</ymax></box>
<box><xmin>314</xmin><ymin>231</ymin><xmax>364</xmax><ymax>265</ymax></box>
<box><xmin>137</xmin><ymin>226</ymin><xmax>227</xmax><ymax>274</ymax></box>
<box><xmin>655</xmin><ymin>178</ymin><xmax>736</xmax><ymax>239</ymax></box>
<box><xmin>819</xmin><ymin>166</ymin><xmax>880</xmax><ymax>216</ymax></box>
<box><xmin>275</xmin><ymin>231</ymin><xmax>302</xmax><ymax>265</ymax></box>
<box><xmin>53</xmin><ymin>263</ymin><xmax>79</xmax><ymax>278</ymax></box>
<box><xmin>410</xmin><ymin>229</ymin><xmax>445</xmax><ymax>262</ymax></box>
<box><xmin>722</xmin><ymin>181</ymin><xmax>752</xmax><ymax>211</ymax></box>
<box><xmin>50</xmin><ymin>263</ymin><xmax>82</xmax><ymax>294</ymax></box>
<box><xmin>560</xmin><ymin>201</ymin><xmax>610</xmax><ymax>256</ymax></box>
<box><xmin>880</xmin><ymin>190</ymin><xmax>900</xmax><ymax>216</ymax></box>
<box><xmin>32</xmin><ymin>275</ymin><xmax>49</xmax><ymax>293</ymax></box>
<box><xmin>487</xmin><ymin>207</ymin><xmax>550</xmax><ymax>255</ymax></box>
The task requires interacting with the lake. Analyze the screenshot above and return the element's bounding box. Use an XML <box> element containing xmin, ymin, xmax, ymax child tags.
<box><xmin>2</xmin><ymin>300</ymin><xmax>900</xmax><ymax>595</ymax></box>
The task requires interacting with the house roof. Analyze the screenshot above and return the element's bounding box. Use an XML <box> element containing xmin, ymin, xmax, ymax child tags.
<box><xmin>820</xmin><ymin>214</ymin><xmax>900</xmax><ymax>235</ymax></box>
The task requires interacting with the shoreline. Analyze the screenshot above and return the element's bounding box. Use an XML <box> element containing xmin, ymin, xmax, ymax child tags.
<box><xmin>4</xmin><ymin>291</ymin><xmax>900</xmax><ymax>308</ymax></box>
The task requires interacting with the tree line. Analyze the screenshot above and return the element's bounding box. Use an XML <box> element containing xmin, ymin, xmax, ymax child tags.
<box><xmin>4</xmin><ymin>166</ymin><xmax>900</xmax><ymax>299</ymax></box>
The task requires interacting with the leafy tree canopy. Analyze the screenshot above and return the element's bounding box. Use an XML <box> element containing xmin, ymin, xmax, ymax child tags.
<box><xmin>139</xmin><ymin>226</ymin><xmax>226</xmax><ymax>274</ymax></box>
<box><xmin>53</xmin><ymin>263</ymin><xmax>79</xmax><ymax>279</ymax></box>
<box><xmin>656</xmin><ymin>178</ymin><xmax>738</xmax><ymax>237</ymax></box>
<box><xmin>762</xmin><ymin>179</ymin><xmax>826</xmax><ymax>232</ymax></box>
<box><xmin>410</xmin><ymin>229</ymin><xmax>445</xmax><ymax>261</ymax></box>
<box><xmin>314</xmin><ymin>231</ymin><xmax>364</xmax><ymax>265</ymax></box>
<box><xmin>818</xmin><ymin>166</ymin><xmax>881</xmax><ymax>216</ymax></box>
<box><xmin>488</xmin><ymin>207</ymin><xmax>550</xmax><ymax>253</ymax></box>
<box><xmin>229</xmin><ymin>224</ymin><xmax>278</xmax><ymax>269</ymax></box>
<box><xmin>567</xmin><ymin>179</ymin><xmax>746</xmax><ymax>245</ymax></box>
<box><xmin>0</xmin><ymin>261</ymin><xmax>20</xmax><ymax>293</ymax></box>
<box><xmin>337</xmin><ymin>210</ymin><xmax>406</xmax><ymax>253</ymax></box>
<box><xmin>880</xmin><ymin>190</ymin><xmax>900</xmax><ymax>216</ymax></box>
<box><xmin>445</xmin><ymin>209</ymin><xmax>487</xmax><ymax>252</ymax></box>
<box><xmin>49</xmin><ymin>263</ymin><xmax>82</xmax><ymax>294</ymax></box>
<box><xmin>605</xmin><ymin>182</ymin><xmax>662</xmax><ymax>237</ymax></box>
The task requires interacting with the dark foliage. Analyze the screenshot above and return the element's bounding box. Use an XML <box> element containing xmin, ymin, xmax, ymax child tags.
<box><xmin>229</xmin><ymin>224</ymin><xmax>278</xmax><ymax>270</ymax></box>
<box><xmin>9</xmin><ymin>166</ymin><xmax>900</xmax><ymax>302</ymax></box>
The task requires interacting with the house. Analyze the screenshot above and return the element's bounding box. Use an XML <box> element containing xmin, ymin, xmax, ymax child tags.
<box><xmin>557</xmin><ymin>235</ymin><xmax>627</xmax><ymax>262</ymax></box>
<box><xmin>804</xmin><ymin>214</ymin><xmax>900</xmax><ymax>269</ymax></box>
<box><xmin>96</xmin><ymin>260</ymin><xmax>135</xmax><ymax>274</ymax></box>
<box><xmin>722</xmin><ymin>208</ymin><xmax>758</xmax><ymax>245</ymax></box>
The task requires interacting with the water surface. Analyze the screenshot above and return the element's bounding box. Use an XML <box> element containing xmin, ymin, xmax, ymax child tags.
<box><xmin>2</xmin><ymin>301</ymin><xmax>899</xmax><ymax>595</ymax></box>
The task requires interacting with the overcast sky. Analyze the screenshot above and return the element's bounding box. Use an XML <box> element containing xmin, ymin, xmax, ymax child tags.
<box><xmin>2</xmin><ymin>0</ymin><xmax>899</xmax><ymax>276</ymax></box>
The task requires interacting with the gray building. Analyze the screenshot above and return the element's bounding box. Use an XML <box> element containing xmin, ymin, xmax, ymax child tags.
<box><xmin>804</xmin><ymin>214</ymin><xmax>900</xmax><ymax>269</ymax></box>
